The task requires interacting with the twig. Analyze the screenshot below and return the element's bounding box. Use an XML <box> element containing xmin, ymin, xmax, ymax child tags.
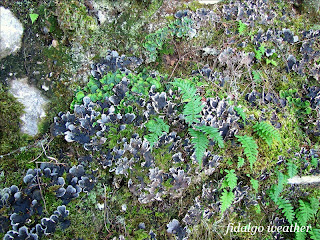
<box><xmin>0</xmin><ymin>135</ymin><xmax>48</xmax><ymax>159</ymax></box>
<box><xmin>103</xmin><ymin>184</ymin><xmax>110</xmax><ymax>232</ymax></box>
<box><xmin>30</xmin><ymin>137</ymin><xmax>60</xmax><ymax>164</ymax></box>
<box><xmin>168</xmin><ymin>46</ymin><xmax>204</xmax><ymax>81</ymax></box>
<box><xmin>35</xmin><ymin>161</ymin><xmax>67</xmax><ymax>166</ymax></box>
<box><xmin>36</xmin><ymin>162</ymin><xmax>48</xmax><ymax>214</ymax></box>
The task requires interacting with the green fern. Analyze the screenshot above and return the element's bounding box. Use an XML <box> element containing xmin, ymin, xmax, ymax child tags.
<box><xmin>309</xmin><ymin>197</ymin><xmax>319</xmax><ymax>214</ymax></box>
<box><xmin>270</xmin><ymin>172</ymin><xmax>287</xmax><ymax>203</ymax></box>
<box><xmin>252</xmin><ymin>70</ymin><xmax>262</xmax><ymax>83</ymax></box>
<box><xmin>171</xmin><ymin>79</ymin><xmax>204</xmax><ymax>125</ymax></box>
<box><xmin>250</xmin><ymin>178</ymin><xmax>259</xmax><ymax>192</ymax></box>
<box><xmin>234</xmin><ymin>106</ymin><xmax>246</xmax><ymax>125</ymax></box>
<box><xmin>310</xmin><ymin>229</ymin><xmax>320</xmax><ymax>240</ymax></box>
<box><xmin>254</xmin><ymin>44</ymin><xmax>265</xmax><ymax>61</ymax></box>
<box><xmin>253</xmin><ymin>121</ymin><xmax>281</xmax><ymax>146</ymax></box>
<box><xmin>220</xmin><ymin>189</ymin><xmax>235</xmax><ymax>214</ymax></box>
<box><xmin>172</xmin><ymin>79</ymin><xmax>225</xmax><ymax>165</ymax></box>
<box><xmin>145</xmin><ymin>118</ymin><xmax>169</xmax><ymax>149</ymax></box>
<box><xmin>237</xmin><ymin>157</ymin><xmax>245</xmax><ymax>168</ymax></box>
<box><xmin>189</xmin><ymin>128</ymin><xmax>209</xmax><ymax>165</ymax></box>
<box><xmin>295</xmin><ymin>231</ymin><xmax>307</xmax><ymax>240</ymax></box>
<box><xmin>238</xmin><ymin>20</ymin><xmax>247</xmax><ymax>35</ymax></box>
<box><xmin>195</xmin><ymin>125</ymin><xmax>224</xmax><ymax>148</ymax></box>
<box><xmin>235</xmin><ymin>135</ymin><xmax>258</xmax><ymax>170</ymax></box>
<box><xmin>183</xmin><ymin>97</ymin><xmax>204</xmax><ymax>125</ymax></box>
<box><xmin>277</xmin><ymin>196</ymin><xmax>295</xmax><ymax>224</ymax></box>
<box><xmin>266</xmin><ymin>58</ymin><xmax>278</xmax><ymax>66</ymax></box>
<box><xmin>221</xmin><ymin>169</ymin><xmax>237</xmax><ymax>190</ymax></box>
<box><xmin>171</xmin><ymin>79</ymin><xmax>197</xmax><ymax>102</ymax></box>
<box><xmin>296</xmin><ymin>200</ymin><xmax>314</xmax><ymax>226</ymax></box>
<box><xmin>287</xmin><ymin>160</ymin><xmax>298</xmax><ymax>178</ymax></box>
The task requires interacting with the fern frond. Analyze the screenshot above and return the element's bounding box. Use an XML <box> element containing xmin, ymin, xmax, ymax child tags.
<box><xmin>310</xmin><ymin>228</ymin><xmax>320</xmax><ymax>240</ymax></box>
<box><xmin>250</xmin><ymin>178</ymin><xmax>259</xmax><ymax>192</ymax></box>
<box><xmin>145</xmin><ymin>118</ymin><xmax>169</xmax><ymax>150</ymax></box>
<box><xmin>145</xmin><ymin>133</ymin><xmax>158</xmax><ymax>149</ymax></box>
<box><xmin>220</xmin><ymin>189</ymin><xmax>234</xmax><ymax>214</ymax></box>
<box><xmin>196</xmin><ymin>125</ymin><xmax>224</xmax><ymax>148</ymax></box>
<box><xmin>235</xmin><ymin>135</ymin><xmax>258</xmax><ymax>170</ymax></box>
<box><xmin>287</xmin><ymin>160</ymin><xmax>298</xmax><ymax>178</ymax></box>
<box><xmin>277</xmin><ymin>196</ymin><xmax>295</xmax><ymax>224</ymax></box>
<box><xmin>253</xmin><ymin>121</ymin><xmax>281</xmax><ymax>146</ymax></box>
<box><xmin>309</xmin><ymin>197</ymin><xmax>319</xmax><ymax>215</ymax></box>
<box><xmin>255</xmin><ymin>44</ymin><xmax>265</xmax><ymax>61</ymax></box>
<box><xmin>183</xmin><ymin>97</ymin><xmax>204</xmax><ymax>125</ymax></box>
<box><xmin>238</xmin><ymin>20</ymin><xmax>247</xmax><ymax>34</ymax></box>
<box><xmin>223</xmin><ymin>169</ymin><xmax>237</xmax><ymax>190</ymax></box>
<box><xmin>295</xmin><ymin>231</ymin><xmax>307</xmax><ymax>240</ymax></box>
<box><xmin>270</xmin><ymin>172</ymin><xmax>287</xmax><ymax>203</ymax></box>
<box><xmin>252</xmin><ymin>70</ymin><xmax>262</xmax><ymax>83</ymax></box>
<box><xmin>234</xmin><ymin>106</ymin><xmax>246</xmax><ymax>125</ymax></box>
<box><xmin>171</xmin><ymin>79</ymin><xmax>197</xmax><ymax>102</ymax></box>
<box><xmin>189</xmin><ymin>128</ymin><xmax>209</xmax><ymax>165</ymax></box>
<box><xmin>296</xmin><ymin>200</ymin><xmax>313</xmax><ymax>226</ymax></box>
<box><xmin>237</xmin><ymin>157</ymin><xmax>245</xmax><ymax>168</ymax></box>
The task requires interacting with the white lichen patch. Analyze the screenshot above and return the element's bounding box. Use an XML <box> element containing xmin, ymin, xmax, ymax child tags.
<box><xmin>0</xmin><ymin>7</ymin><xmax>24</xmax><ymax>59</ymax></box>
<box><xmin>288</xmin><ymin>175</ymin><xmax>320</xmax><ymax>184</ymax></box>
<box><xmin>198</xmin><ymin>0</ymin><xmax>222</xmax><ymax>4</ymax></box>
<box><xmin>9</xmin><ymin>78</ymin><xmax>49</xmax><ymax>136</ymax></box>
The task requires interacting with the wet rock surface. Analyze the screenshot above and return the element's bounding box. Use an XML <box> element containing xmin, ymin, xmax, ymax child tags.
<box><xmin>0</xmin><ymin>7</ymin><xmax>24</xmax><ymax>60</ymax></box>
<box><xmin>9</xmin><ymin>78</ymin><xmax>49</xmax><ymax>136</ymax></box>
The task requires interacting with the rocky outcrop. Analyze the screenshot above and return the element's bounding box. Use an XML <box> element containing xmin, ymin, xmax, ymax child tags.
<box><xmin>0</xmin><ymin>7</ymin><xmax>24</xmax><ymax>60</ymax></box>
<box><xmin>9</xmin><ymin>78</ymin><xmax>48</xmax><ymax>136</ymax></box>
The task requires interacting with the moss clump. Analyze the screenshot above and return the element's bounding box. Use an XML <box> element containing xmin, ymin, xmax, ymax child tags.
<box><xmin>0</xmin><ymin>84</ymin><xmax>25</xmax><ymax>155</ymax></box>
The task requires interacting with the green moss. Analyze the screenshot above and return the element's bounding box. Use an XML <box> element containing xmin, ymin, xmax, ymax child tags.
<box><xmin>0</xmin><ymin>84</ymin><xmax>26</xmax><ymax>155</ymax></box>
<box><xmin>186</xmin><ymin>1</ymin><xmax>205</xmax><ymax>12</ymax></box>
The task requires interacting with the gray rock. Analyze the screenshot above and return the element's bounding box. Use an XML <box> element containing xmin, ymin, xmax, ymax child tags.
<box><xmin>198</xmin><ymin>0</ymin><xmax>222</xmax><ymax>4</ymax></box>
<box><xmin>0</xmin><ymin>7</ymin><xmax>24</xmax><ymax>59</ymax></box>
<box><xmin>9</xmin><ymin>78</ymin><xmax>49</xmax><ymax>136</ymax></box>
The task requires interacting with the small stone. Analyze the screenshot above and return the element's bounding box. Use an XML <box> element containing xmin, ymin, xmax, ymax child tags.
<box><xmin>52</xmin><ymin>40</ymin><xmax>59</xmax><ymax>48</ymax></box>
<box><xmin>9</xmin><ymin>78</ymin><xmax>49</xmax><ymax>136</ymax></box>
<box><xmin>121</xmin><ymin>204</ymin><xmax>127</xmax><ymax>212</ymax></box>
<box><xmin>138</xmin><ymin>222</ymin><xmax>145</xmax><ymax>229</ymax></box>
<box><xmin>0</xmin><ymin>7</ymin><xmax>24</xmax><ymax>59</ymax></box>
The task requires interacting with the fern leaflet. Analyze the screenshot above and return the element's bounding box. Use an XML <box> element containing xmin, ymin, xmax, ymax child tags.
<box><xmin>310</xmin><ymin>229</ymin><xmax>320</xmax><ymax>240</ymax></box>
<box><xmin>253</xmin><ymin>121</ymin><xmax>281</xmax><ymax>146</ymax></box>
<box><xmin>183</xmin><ymin>97</ymin><xmax>204</xmax><ymax>125</ymax></box>
<box><xmin>295</xmin><ymin>231</ymin><xmax>307</xmax><ymax>240</ymax></box>
<box><xmin>266</xmin><ymin>58</ymin><xmax>278</xmax><ymax>66</ymax></box>
<box><xmin>171</xmin><ymin>78</ymin><xmax>197</xmax><ymax>102</ymax></box>
<box><xmin>309</xmin><ymin>197</ymin><xmax>319</xmax><ymax>215</ymax></box>
<box><xmin>221</xmin><ymin>169</ymin><xmax>237</xmax><ymax>190</ymax></box>
<box><xmin>287</xmin><ymin>160</ymin><xmax>298</xmax><ymax>178</ymax></box>
<box><xmin>296</xmin><ymin>200</ymin><xmax>313</xmax><ymax>226</ymax></box>
<box><xmin>238</xmin><ymin>20</ymin><xmax>247</xmax><ymax>35</ymax></box>
<box><xmin>189</xmin><ymin>128</ymin><xmax>209</xmax><ymax>165</ymax></box>
<box><xmin>145</xmin><ymin>118</ymin><xmax>169</xmax><ymax>149</ymax></box>
<box><xmin>252</xmin><ymin>70</ymin><xmax>262</xmax><ymax>83</ymax></box>
<box><xmin>234</xmin><ymin>106</ymin><xmax>246</xmax><ymax>125</ymax></box>
<box><xmin>277</xmin><ymin>196</ymin><xmax>295</xmax><ymax>224</ymax></box>
<box><xmin>237</xmin><ymin>157</ymin><xmax>245</xmax><ymax>168</ymax></box>
<box><xmin>250</xmin><ymin>178</ymin><xmax>259</xmax><ymax>192</ymax></box>
<box><xmin>255</xmin><ymin>44</ymin><xmax>265</xmax><ymax>61</ymax></box>
<box><xmin>196</xmin><ymin>125</ymin><xmax>224</xmax><ymax>148</ymax></box>
<box><xmin>220</xmin><ymin>189</ymin><xmax>234</xmax><ymax>214</ymax></box>
<box><xmin>235</xmin><ymin>135</ymin><xmax>258</xmax><ymax>170</ymax></box>
<box><xmin>270</xmin><ymin>172</ymin><xmax>287</xmax><ymax>203</ymax></box>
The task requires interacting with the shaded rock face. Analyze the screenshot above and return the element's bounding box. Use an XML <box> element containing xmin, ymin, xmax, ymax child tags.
<box><xmin>0</xmin><ymin>7</ymin><xmax>24</xmax><ymax>60</ymax></box>
<box><xmin>198</xmin><ymin>0</ymin><xmax>222</xmax><ymax>4</ymax></box>
<box><xmin>9</xmin><ymin>78</ymin><xmax>48</xmax><ymax>136</ymax></box>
